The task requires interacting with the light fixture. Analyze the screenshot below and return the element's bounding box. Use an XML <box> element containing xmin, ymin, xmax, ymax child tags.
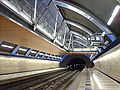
<box><xmin>31</xmin><ymin>51</ymin><xmax>37</xmax><ymax>54</ymax></box>
<box><xmin>1</xmin><ymin>44</ymin><xmax>14</xmax><ymax>49</ymax></box>
<box><xmin>19</xmin><ymin>48</ymin><xmax>27</xmax><ymax>52</ymax></box>
<box><xmin>107</xmin><ymin>5</ymin><xmax>120</xmax><ymax>25</ymax></box>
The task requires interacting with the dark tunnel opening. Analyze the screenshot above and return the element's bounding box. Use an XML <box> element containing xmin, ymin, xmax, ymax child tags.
<box><xmin>67</xmin><ymin>58</ymin><xmax>86</xmax><ymax>70</ymax></box>
<box><xmin>60</xmin><ymin>55</ymin><xmax>94</xmax><ymax>71</ymax></box>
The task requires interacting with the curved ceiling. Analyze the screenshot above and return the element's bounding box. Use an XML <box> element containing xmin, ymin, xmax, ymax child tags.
<box><xmin>69</xmin><ymin>0</ymin><xmax>118</xmax><ymax>23</ymax></box>
<box><xmin>61</xmin><ymin>8</ymin><xmax>101</xmax><ymax>34</ymax></box>
<box><xmin>64</xmin><ymin>19</ymin><xmax>93</xmax><ymax>35</ymax></box>
<box><xmin>54</xmin><ymin>0</ymin><xmax>118</xmax><ymax>41</ymax></box>
<box><xmin>2</xmin><ymin>0</ymin><xmax>120</xmax><ymax>56</ymax></box>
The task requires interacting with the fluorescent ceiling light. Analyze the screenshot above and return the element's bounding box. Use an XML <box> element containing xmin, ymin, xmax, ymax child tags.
<box><xmin>31</xmin><ymin>51</ymin><xmax>37</xmax><ymax>54</ymax></box>
<box><xmin>19</xmin><ymin>48</ymin><xmax>27</xmax><ymax>52</ymax></box>
<box><xmin>1</xmin><ymin>44</ymin><xmax>14</xmax><ymax>49</ymax></box>
<box><xmin>39</xmin><ymin>53</ymin><xmax>44</xmax><ymax>56</ymax></box>
<box><xmin>107</xmin><ymin>5</ymin><xmax>120</xmax><ymax>25</ymax></box>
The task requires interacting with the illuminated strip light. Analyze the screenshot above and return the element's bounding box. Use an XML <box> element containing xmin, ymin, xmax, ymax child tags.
<box><xmin>107</xmin><ymin>5</ymin><xmax>120</xmax><ymax>25</ymax></box>
<box><xmin>1</xmin><ymin>44</ymin><xmax>14</xmax><ymax>49</ymax></box>
<box><xmin>19</xmin><ymin>48</ymin><xmax>27</xmax><ymax>52</ymax></box>
<box><xmin>93</xmin><ymin>73</ymin><xmax>103</xmax><ymax>89</ymax></box>
<box><xmin>31</xmin><ymin>51</ymin><xmax>37</xmax><ymax>54</ymax></box>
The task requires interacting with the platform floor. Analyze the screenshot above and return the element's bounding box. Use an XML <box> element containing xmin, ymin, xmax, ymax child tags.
<box><xmin>67</xmin><ymin>68</ymin><xmax>120</xmax><ymax>90</ymax></box>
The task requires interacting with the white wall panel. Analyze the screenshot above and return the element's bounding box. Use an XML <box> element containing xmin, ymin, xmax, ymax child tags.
<box><xmin>94</xmin><ymin>44</ymin><xmax>120</xmax><ymax>81</ymax></box>
<box><xmin>0</xmin><ymin>55</ymin><xmax>59</xmax><ymax>74</ymax></box>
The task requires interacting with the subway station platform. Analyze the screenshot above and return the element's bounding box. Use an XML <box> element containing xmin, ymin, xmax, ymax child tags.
<box><xmin>0</xmin><ymin>0</ymin><xmax>120</xmax><ymax>89</ymax></box>
<box><xmin>67</xmin><ymin>68</ymin><xmax>120</xmax><ymax>90</ymax></box>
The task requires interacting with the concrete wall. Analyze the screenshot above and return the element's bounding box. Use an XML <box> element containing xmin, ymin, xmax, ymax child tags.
<box><xmin>0</xmin><ymin>15</ymin><xmax>67</xmax><ymax>55</ymax></box>
<box><xmin>94</xmin><ymin>44</ymin><xmax>120</xmax><ymax>82</ymax></box>
<box><xmin>0</xmin><ymin>55</ymin><xmax>59</xmax><ymax>74</ymax></box>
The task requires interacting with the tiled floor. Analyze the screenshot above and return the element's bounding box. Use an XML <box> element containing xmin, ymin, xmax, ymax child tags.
<box><xmin>67</xmin><ymin>68</ymin><xmax>120</xmax><ymax>90</ymax></box>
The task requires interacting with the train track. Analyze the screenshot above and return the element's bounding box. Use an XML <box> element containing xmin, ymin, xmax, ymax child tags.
<box><xmin>0</xmin><ymin>69</ymin><xmax>80</xmax><ymax>90</ymax></box>
<box><xmin>25</xmin><ymin>70</ymin><xmax>79</xmax><ymax>90</ymax></box>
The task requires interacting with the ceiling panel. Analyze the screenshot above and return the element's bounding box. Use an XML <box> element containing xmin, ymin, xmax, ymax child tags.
<box><xmin>59</xmin><ymin>7</ymin><xmax>101</xmax><ymax>33</ymax></box>
<box><xmin>70</xmin><ymin>0</ymin><xmax>118</xmax><ymax>23</ymax></box>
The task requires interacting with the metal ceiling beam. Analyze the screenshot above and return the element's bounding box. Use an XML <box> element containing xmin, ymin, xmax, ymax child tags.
<box><xmin>65</xmin><ymin>39</ymin><xmax>87</xmax><ymax>48</ymax></box>
<box><xmin>75</xmin><ymin>41</ymin><xmax>88</xmax><ymax>47</ymax></box>
<box><xmin>64</xmin><ymin>31</ymin><xmax>87</xmax><ymax>49</ymax></box>
<box><xmin>73</xmin><ymin>35</ymin><xmax>86</xmax><ymax>42</ymax></box>
<box><xmin>65</xmin><ymin>19</ymin><xmax>93</xmax><ymax>35</ymax></box>
<box><xmin>67</xmin><ymin>31</ymin><xmax>88</xmax><ymax>49</ymax></box>
<box><xmin>70</xmin><ymin>31</ymin><xmax>87</xmax><ymax>40</ymax></box>
<box><xmin>54</xmin><ymin>0</ymin><xmax>116</xmax><ymax>41</ymax></box>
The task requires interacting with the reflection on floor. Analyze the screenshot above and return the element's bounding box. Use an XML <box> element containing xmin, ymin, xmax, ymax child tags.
<box><xmin>67</xmin><ymin>68</ymin><xmax>120</xmax><ymax>90</ymax></box>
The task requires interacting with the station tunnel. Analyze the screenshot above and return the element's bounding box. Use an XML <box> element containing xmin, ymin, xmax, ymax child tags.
<box><xmin>60</xmin><ymin>55</ymin><xmax>94</xmax><ymax>69</ymax></box>
<box><xmin>0</xmin><ymin>0</ymin><xmax>120</xmax><ymax>90</ymax></box>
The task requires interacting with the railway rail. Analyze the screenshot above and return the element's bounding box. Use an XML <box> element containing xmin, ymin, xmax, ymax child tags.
<box><xmin>0</xmin><ymin>69</ymin><xmax>80</xmax><ymax>90</ymax></box>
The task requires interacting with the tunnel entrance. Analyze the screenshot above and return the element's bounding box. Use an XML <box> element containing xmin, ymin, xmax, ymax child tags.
<box><xmin>60</xmin><ymin>55</ymin><xmax>94</xmax><ymax>70</ymax></box>
<box><xmin>67</xmin><ymin>58</ymin><xmax>85</xmax><ymax>70</ymax></box>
